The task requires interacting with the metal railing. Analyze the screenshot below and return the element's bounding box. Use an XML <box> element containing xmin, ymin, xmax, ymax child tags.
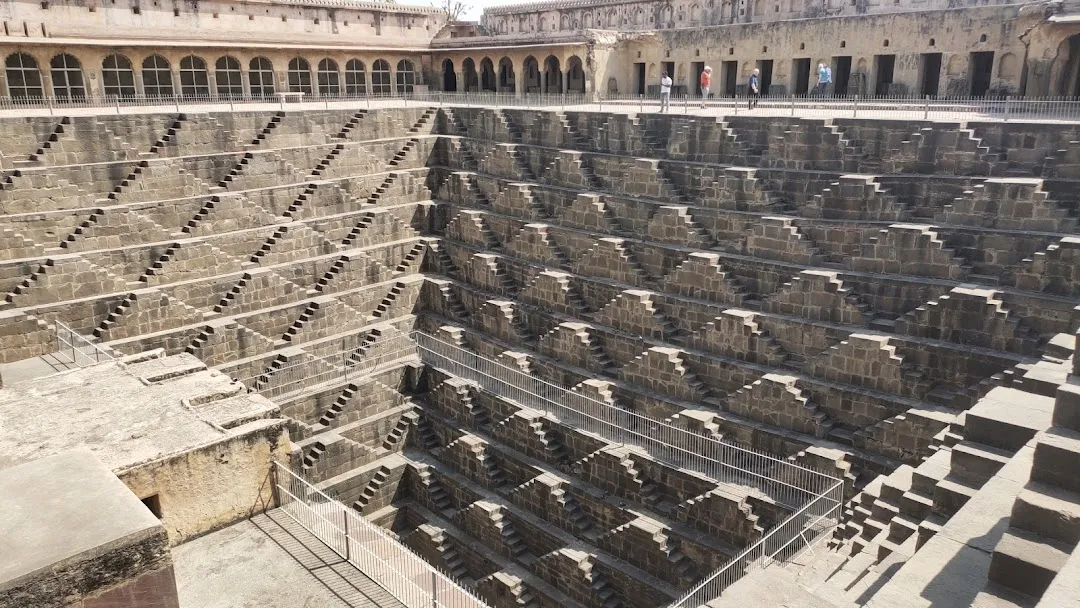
<box><xmin>237</xmin><ymin>333</ymin><xmax>420</xmax><ymax>402</ymax></box>
<box><xmin>53</xmin><ymin>320</ymin><xmax>114</xmax><ymax>368</ymax></box>
<box><xmin>670</xmin><ymin>478</ymin><xmax>844</xmax><ymax>607</ymax></box>
<box><xmin>412</xmin><ymin>332</ymin><xmax>839</xmax><ymax>507</ymax></box>
<box><xmin>4</xmin><ymin>90</ymin><xmax>1080</xmax><ymax>122</ymax></box>
<box><xmin>273</xmin><ymin>461</ymin><xmax>490</xmax><ymax>608</ymax></box>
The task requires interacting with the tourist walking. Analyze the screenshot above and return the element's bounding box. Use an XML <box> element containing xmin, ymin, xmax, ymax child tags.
<box><xmin>700</xmin><ymin>66</ymin><xmax>712</xmax><ymax>107</ymax></box>
<box><xmin>813</xmin><ymin>62</ymin><xmax>832</xmax><ymax>96</ymax></box>
<box><xmin>660</xmin><ymin>71</ymin><xmax>672</xmax><ymax>112</ymax></box>
<box><xmin>748</xmin><ymin>69</ymin><xmax>760</xmax><ymax>109</ymax></box>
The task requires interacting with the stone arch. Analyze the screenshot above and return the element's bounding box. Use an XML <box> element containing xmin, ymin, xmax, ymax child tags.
<box><xmin>396</xmin><ymin>59</ymin><xmax>417</xmax><ymax>93</ymax></box>
<box><xmin>498</xmin><ymin>56</ymin><xmax>515</xmax><ymax>92</ymax></box>
<box><xmin>634</xmin><ymin>7</ymin><xmax>645</xmax><ymax>26</ymax></box>
<box><xmin>142</xmin><ymin>54</ymin><xmax>173</xmax><ymax>98</ymax></box>
<box><xmin>567</xmin><ymin>55</ymin><xmax>586</xmax><ymax>94</ymax></box>
<box><xmin>372</xmin><ymin>59</ymin><xmax>392</xmax><ymax>94</ymax></box>
<box><xmin>249</xmin><ymin>57</ymin><xmax>275</xmax><ymax>97</ymax></box>
<box><xmin>607</xmin><ymin>8</ymin><xmax>619</xmax><ymax>26</ymax></box>
<box><xmin>102</xmin><ymin>54</ymin><xmax>136</xmax><ymax>98</ymax></box>
<box><xmin>583</xmin><ymin>12</ymin><xmax>593</xmax><ymax>28</ymax></box>
<box><xmin>5</xmin><ymin>52</ymin><xmax>42</xmax><ymax>99</ymax></box>
<box><xmin>49</xmin><ymin>53</ymin><xmax>85</xmax><ymax>100</ymax></box>
<box><xmin>946</xmin><ymin>54</ymin><xmax>964</xmax><ymax>76</ymax></box>
<box><xmin>480</xmin><ymin>57</ymin><xmax>496</xmax><ymax>92</ymax></box>
<box><xmin>179</xmin><ymin>55</ymin><xmax>210</xmax><ymax>98</ymax></box>
<box><xmin>287</xmin><ymin>57</ymin><xmax>313</xmax><ymax>94</ymax></box>
<box><xmin>997</xmin><ymin>52</ymin><xmax>1018</xmax><ymax>81</ymax></box>
<box><xmin>560</xmin><ymin>13</ymin><xmax>570</xmax><ymax>30</ymax></box>
<box><xmin>539</xmin><ymin>15</ymin><xmax>547</xmax><ymax>31</ymax></box>
<box><xmin>462</xmin><ymin>57</ymin><xmax>479</xmax><ymax>92</ymax></box>
<box><xmin>543</xmin><ymin>55</ymin><xmax>562</xmax><ymax>93</ymax></box>
<box><xmin>523</xmin><ymin>55</ymin><xmax>541</xmax><ymax>92</ymax></box>
<box><xmin>690</xmin><ymin>3</ymin><xmax>701</xmax><ymax>22</ymax></box>
<box><xmin>345</xmin><ymin>59</ymin><xmax>366</xmax><ymax>94</ymax></box>
<box><xmin>317</xmin><ymin>58</ymin><xmax>340</xmax><ymax>97</ymax></box>
<box><xmin>442</xmin><ymin>58</ymin><xmax>457</xmax><ymax>92</ymax></box>
<box><xmin>661</xmin><ymin>4</ymin><xmax>674</xmax><ymax>27</ymax></box>
<box><xmin>215</xmin><ymin>56</ymin><xmax>243</xmax><ymax>98</ymax></box>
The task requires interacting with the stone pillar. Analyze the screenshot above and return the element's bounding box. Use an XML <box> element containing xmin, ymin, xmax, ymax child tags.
<box><xmin>456</xmin><ymin>72</ymin><xmax>464</xmax><ymax>93</ymax></box>
<box><xmin>563</xmin><ymin>68</ymin><xmax>570</xmax><ymax>95</ymax></box>
<box><xmin>133</xmin><ymin>70</ymin><xmax>145</xmax><ymax>97</ymax></box>
<box><xmin>515</xmin><ymin>65</ymin><xmax>524</xmax><ymax>97</ymax></box>
<box><xmin>41</xmin><ymin>68</ymin><xmax>54</xmax><ymax>99</ymax></box>
<box><xmin>171</xmin><ymin>70</ymin><xmax>182</xmax><ymax>98</ymax></box>
<box><xmin>207</xmin><ymin>71</ymin><xmax>218</xmax><ymax>100</ymax></box>
<box><xmin>240</xmin><ymin>70</ymin><xmax>251</xmax><ymax>100</ymax></box>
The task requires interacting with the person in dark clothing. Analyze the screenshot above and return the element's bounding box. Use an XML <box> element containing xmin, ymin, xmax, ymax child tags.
<box><xmin>748</xmin><ymin>68</ymin><xmax>760</xmax><ymax>109</ymax></box>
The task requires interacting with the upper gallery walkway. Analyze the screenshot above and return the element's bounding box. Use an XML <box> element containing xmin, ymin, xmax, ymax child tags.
<box><xmin>3</xmin><ymin>91</ymin><xmax>1080</xmax><ymax>124</ymax></box>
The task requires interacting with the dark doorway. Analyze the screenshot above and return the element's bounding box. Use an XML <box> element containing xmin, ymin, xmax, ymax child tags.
<box><xmin>970</xmin><ymin>51</ymin><xmax>994</xmax><ymax>97</ymax></box>
<box><xmin>757</xmin><ymin>59</ymin><xmax>773</xmax><ymax>95</ymax></box>
<box><xmin>722</xmin><ymin>61</ymin><xmax>737</xmax><ymax>96</ymax></box>
<box><xmin>442</xmin><ymin>59</ymin><xmax>457</xmax><ymax>92</ymax></box>
<box><xmin>480</xmin><ymin>58</ymin><xmax>496</xmax><ymax>92</ymax></box>
<box><xmin>662</xmin><ymin>61</ymin><xmax>675</xmax><ymax>82</ymax></box>
<box><xmin>920</xmin><ymin>53</ymin><xmax>942</xmax><ymax>97</ymax></box>
<box><xmin>498</xmin><ymin>57</ymin><xmax>515</xmax><ymax>93</ymax></box>
<box><xmin>833</xmin><ymin>56</ymin><xmax>852</xmax><ymax>96</ymax></box>
<box><xmin>635</xmin><ymin>62</ymin><xmax>646</xmax><ymax>95</ymax></box>
<box><xmin>692</xmin><ymin>61</ymin><xmax>705</xmax><ymax>96</ymax></box>
<box><xmin>793</xmin><ymin>57</ymin><xmax>811</xmax><ymax>96</ymax></box>
<box><xmin>874</xmin><ymin>54</ymin><xmax>895</xmax><ymax>96</ymax></box>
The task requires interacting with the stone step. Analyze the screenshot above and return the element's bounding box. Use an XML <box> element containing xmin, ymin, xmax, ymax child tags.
<box><xmin>1033</xmin><ymin>428</ymin><xmax>1080</xmax><ymax>494</ymax></box>
<box><xmin>1010</xmin><ymin>482</ymin><xmax>1080</xmax><ymax>546</ymax></box>
<box><xmin>950</xmin><ymin>440</ymin><xmax>1012</xmax><ymax>482</ymax></box>
<box><xmin>988</xmin><ymin>527</ymin><xmax>1071</xmax><ymax>599</ymax></box>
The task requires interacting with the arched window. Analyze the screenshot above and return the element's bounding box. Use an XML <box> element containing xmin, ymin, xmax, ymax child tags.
<box><xmin>345</xmin><ymin>59</ymin><xmax>366</xmax><ymax>95</ymax></box>
<box><xmin>50</xmin><ymin>54</ymin><xmax>85</xmax><ymax>100</ymax></box>
<box><xmin>102</xmin><ymin>54</ymin><xmax>136</xmax><ymax>98</ymax></box>
<box><xmin>317</xmin><ymin>58</ymin><xmax>340</xmax><ymax>97</ymax></box>
<box><xmin>371</xmin><ymin>59</ymin><xmax>391</xmax><ymax>95</ymax></box>
<box><xmin>179</xmin><ymin>55</ymin><xmax>209</xmax><ymax>98</ymax></box>
<box><xmin>6</xmin><ymin>53</ymin><xmax>42</xmax><ymax>99</ymax></box>
<box><xmin>249</xmin><ymin>57</ymin><xmax>275</xmax><ymax>98</ymax></box>
<box><xmin>287</xmin><ymin>57</ymin><xmax>312</xmax><ymax>94</ymax></box>
<box><xmin>396</xmin><ymin>59</ymin><xmax>416</xmax><ymax>93</ymax></box>
<box><xmin>215</xmin><ymin>56</ymin><xmax>243</xmax><ymax>99</ymax></box>
<box><xmin>141</xmin><ymin>55</ymin><xmax>173</xmax><ymax>98</ymax></box>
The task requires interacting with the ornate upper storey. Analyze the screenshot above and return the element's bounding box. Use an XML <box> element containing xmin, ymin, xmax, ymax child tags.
<box><xmin>480</xmin><ymin>0</ymin><xmax>1026</xmax><ymax>35</ymax></box>
<box><xmin>0</xmin><ymin>0</ymin><xmax>446</xmax><ymax>49</ymax></box>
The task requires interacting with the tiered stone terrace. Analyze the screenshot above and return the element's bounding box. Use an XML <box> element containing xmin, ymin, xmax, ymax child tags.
<box><xmin>0</xmin><ymin>107</ymin><xmax>1077</xmax><ymax>608</ymax></box>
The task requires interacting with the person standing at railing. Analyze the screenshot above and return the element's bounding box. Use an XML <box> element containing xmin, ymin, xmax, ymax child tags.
<box><xmin>660</xmin><ymin>71</ymin><xmax>672</xmax><ymax>112</ymax></box>
<box><xmin>748</xmin><ymin>69</ymin><xmax>760</xmax><ymax>109</ymax></box>
<box><xmin>700</xmin><ymin>66</ymin><xmax>712</xmax><ymax>108</ymax></box>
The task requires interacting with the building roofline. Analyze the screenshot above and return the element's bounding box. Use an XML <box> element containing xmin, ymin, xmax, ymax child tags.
<box><xmin>0</xmin><ymin>36</ymin><xmax>436</xmax><ymax>53</ymax></box>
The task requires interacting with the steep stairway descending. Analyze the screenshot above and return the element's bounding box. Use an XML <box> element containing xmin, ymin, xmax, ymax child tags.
<box><xmin>368</xmin><ymin>280</ymin><xmax>408</xmax><ymax>322</ymax></box>
<box><xmin>309</xmin><ymin>143</ymin><xmax>346</xmax><ymax>178</ymax></box>
<box><xmin>246</xmin><ymin>111</ymin><xmax>285</xmax><ymax>148</ymax></box>
<box><xmin>498</xmin><ymin>110</ymin><xmax>526</xmax><ymax>144</ymax></box>
<box><xmin>388</xmin><ymin>138</ymin><xmax>421</xmax><ymax>169</ymax></box>
<box><xmin>408</xmin><ymin>107</ymin><xmax>438</xmax><ymax>135</ymax></box>
<box><xmin>335</xmin><ymin>110</ymin><xmax>370</xmax><ymax>140</ymax></box>
<box><xmin>353</xmin><ymin>465</ymin><xmax>393</xmax><ymax>513</ymax></box>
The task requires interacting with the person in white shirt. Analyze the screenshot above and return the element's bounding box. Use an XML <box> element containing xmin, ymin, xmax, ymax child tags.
<box><xmin>660</xmin><ymin>71</ymin><xmax>672</xmax><ymax>113</ymax></box>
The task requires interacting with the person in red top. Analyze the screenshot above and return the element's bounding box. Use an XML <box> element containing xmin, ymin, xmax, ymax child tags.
<box><xmin>700</xmin><ymin>66</ymin><xmax>712</xmax><ymax>107</ymax></box>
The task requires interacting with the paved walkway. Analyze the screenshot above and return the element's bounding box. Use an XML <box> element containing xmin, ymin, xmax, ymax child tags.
<box><xmin>2</xmin><ymin>94</ymin><xmax>1078</xmax><ymax>124</ymax></box>
<box><xmin>172</xmin><ymin>510</ymin><xmax>407</xmax><ymax>608</ymax></box>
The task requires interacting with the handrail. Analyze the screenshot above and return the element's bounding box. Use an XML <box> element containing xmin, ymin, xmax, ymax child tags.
<box><xmin>273</xmin><ymin>461</ymin><xmax>490</xmax><ymax>608</ymax></box>
<box><xmin>411</xmin><ymin>331</ymin><xmax>840</xmax><ymax>506</ymax></box>
<box><xmin>53</xmin><ymin>320</ymin><xmax>114</xmax><ymax>368</ymax></box>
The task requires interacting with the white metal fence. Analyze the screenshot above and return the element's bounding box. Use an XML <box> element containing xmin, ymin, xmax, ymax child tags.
<box><xmin>273</xmin><ymin>461</ymin><xmax>490</xmax><ymax>608</ymax></box>
<box><xmin>264</xmin><ymin>330</ymin><xmax>844</xmax><ymax>608</ymax></box>
<box><xmin>237</xmin><ymin>333</ymin><xmax>420</xmax><ymax>402</ymax></box>
<box><xmin>670</xmin><ymin>478</ymin><xmax>844</xmax><ymax>608</ymax></box>
<box><xmin>53</xmin><ymin>320</ymin><xmax>114</xmax><ymax>368</ymax></box>
<box><xmin>412</xmin><ymin>332</ymin><xmax>839</xmax><ymax>507</ymax></box>
<box><xmin>4</xmin><ymin>90</ymin><xmax>1080</xmax><ymax>122</ymax></box>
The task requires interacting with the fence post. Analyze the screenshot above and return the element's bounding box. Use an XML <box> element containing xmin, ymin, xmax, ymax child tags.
<box><xmin>852</xmin><ymin>95</ymin><xmax>859</xmax><ymax>118</ymax></box>
<box><xmin>343</xmin><ymin>510</ymin><xmax>350</xmax><ymax>561</ymax></box>
<box><xmin>1004</xmin><ymin>95</ymin><xmax>1012</xmax><ymax>122</ymax></box>
<box><xmin>734</xmin><ymin>94</ymin><xmax>739</xmax><ymax>115</ymax></box>
<box><xmin>116</xmin><ymin>96</ymin><xmax>121</xmax><ymax>115</ymax></box>
<box><xmin>431</xmin><ymin>570</ymin><xmax>438</xmax><ymax>608</ymax></box>
<box><xmin>790</xmin><ymin>94</ymin><xmax>795</xmax><ymax>116</ymax></box>
<box><xmin>640</xmin><ymin>94</ymin><xmax>644</xmax><ymax>113</ymax></box>
<box><xmin>684</xmin><ymin>94</ymin><xmax>688</xmax><ymax>113</ymax></box>
<box><xmin>924</xmin><ymin>95</ymin><xmax>930</xmax><ymax>120</ymax></box>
